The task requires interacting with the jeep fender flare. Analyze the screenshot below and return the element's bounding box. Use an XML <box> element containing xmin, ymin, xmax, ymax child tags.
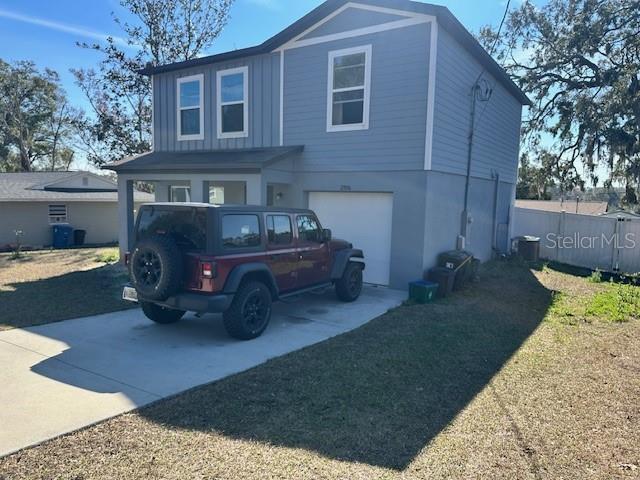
<box><xmin>223</xmin><ymin>263</ymin><xmax>279</xmax><ymax>298</ymax></box>
<box><xmin>331</xmin><ymin>249</ymin><xmax>365</xmax><ymax>280</ymax></box>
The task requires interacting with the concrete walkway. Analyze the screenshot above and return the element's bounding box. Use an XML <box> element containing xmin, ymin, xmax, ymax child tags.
<box><xmin>0</xmin><ymin>285</ymin><xmax>405</xmax><ymax>457</ymax></box>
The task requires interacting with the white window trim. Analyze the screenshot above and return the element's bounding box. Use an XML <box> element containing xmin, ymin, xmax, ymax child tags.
<box><xmin>170</xmin><ymin>186</ymin><xmax>191</xmax><ymax>202</ymax></box>
<box><xmin>217</xmin><ymin>66</ymin><xmax>249</xmax><ymax>139</ymax></box>
<box><xmin>177</xmin><ymin>74</ymin><xmax>204</xmax><ymax>142</ymax></box>
<box><xmin>326</xmin><ymin>44</ymin><xmax>372</xmax><ymax>133</ymax></box>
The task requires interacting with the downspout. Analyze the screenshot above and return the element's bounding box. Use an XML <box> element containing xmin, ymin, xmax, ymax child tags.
<box><xmin>491</xmin><ymin>170</ymin><xmax>500</xmax><ymax>254</ymax></box>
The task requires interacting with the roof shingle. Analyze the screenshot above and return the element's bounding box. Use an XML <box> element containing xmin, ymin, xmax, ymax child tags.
<box><xmin>0</xmin><ymin>172</ymin><xmax>153</xmax><ymax>202</ymax></box>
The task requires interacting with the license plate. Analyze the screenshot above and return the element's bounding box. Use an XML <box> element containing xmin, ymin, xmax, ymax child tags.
<box><xmin>122</xmin><ymin>286</ymin><xmax>139</xmax><ymax>303</ymax></box>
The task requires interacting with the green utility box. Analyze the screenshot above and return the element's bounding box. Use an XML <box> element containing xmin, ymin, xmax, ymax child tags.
<box><xmin>408</xmin><ymin>280</ymin><xmax>439</xmax><ymax>304</ymax></box>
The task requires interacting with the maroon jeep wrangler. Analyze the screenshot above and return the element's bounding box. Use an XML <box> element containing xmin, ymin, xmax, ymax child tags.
<box><xmin>123</xmin><ymin>203</ymin><xmax>365</xmax><ymax>340</ymax></box>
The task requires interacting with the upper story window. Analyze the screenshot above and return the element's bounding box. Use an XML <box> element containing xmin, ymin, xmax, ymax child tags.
<box><xmin>217</xmin><ymin>66</ymin><xmax>249</xmax><ymax>139</ymax></box>
<box><xmin>327</xmin><ymin>45</ymin><xmax>372</xmax><ymax>132</ymax></box>
<box><xmin>177</xmin><ymin>74</ymin><xmax>204</xmax><ymax>141</ymax></box>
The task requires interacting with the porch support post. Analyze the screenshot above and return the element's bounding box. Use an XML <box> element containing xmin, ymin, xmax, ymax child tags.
<box><xmin>117</xmin><ymin>177</ymin><xmax>134</xmax><ymax>261</ymax></box>
<box><xmin>190</xmin><ymin>178</ymin><xmax>208</xmax><ymax>203</ymax></box>
<box><xmin>246</xmin><ymin>176</ymin><xmax>263</xmax><ymax>205</ymax></box>
<box><xmin>153</xmin><ymin>181</ymin><xmax>170</xmax><ymax>202</ymax></box>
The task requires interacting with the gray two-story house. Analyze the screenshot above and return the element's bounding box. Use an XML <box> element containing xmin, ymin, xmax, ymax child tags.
<box><xmin>107</xmin><ymin>0</ymin><xmax>530</xmax><ymax>289</ymax></box>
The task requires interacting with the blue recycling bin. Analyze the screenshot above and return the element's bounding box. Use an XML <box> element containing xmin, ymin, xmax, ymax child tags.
<box><xmin>52</xmin><ymin>224</ymin><xmax>74</xmax><ymax>248</ymax></box>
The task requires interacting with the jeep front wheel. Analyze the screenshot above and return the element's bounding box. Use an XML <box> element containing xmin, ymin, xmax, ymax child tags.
<box><xmin>223</xmin><ymin>281</ymin><xmax>273</xmax><ymax>340</ymax></box>
<box><xmin>140</xmin><ymin>301</ymin><xmax>185</xmax><ymax>324</ymax></box>
<box><xmin>335</xmin><ymin>261</ymin><xmax>363</xmax><ymax>302</ymax></box>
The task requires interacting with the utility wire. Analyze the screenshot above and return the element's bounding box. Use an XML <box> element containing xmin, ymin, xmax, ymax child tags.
<box><xmin>475</xmin><ymin>0</ymin><xmax>511</xmax><ymax>85</ymax></box>
<box><xmin>490</xmin><ymin>0</ymin><xmax>511</xmax><ymax>55</ymax></box>
<box><xmin>475</xmin><ymin>0</ymin><xmax>513</xmax><ymax>123</ymax></box>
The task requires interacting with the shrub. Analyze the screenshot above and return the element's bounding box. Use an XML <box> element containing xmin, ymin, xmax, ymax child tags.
<box><xmin>588</xmin><ymin>269</ymin><xmax>603</xmax><ymax>283</ymax></box>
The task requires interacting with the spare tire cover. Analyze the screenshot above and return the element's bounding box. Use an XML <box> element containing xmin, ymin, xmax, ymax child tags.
<box><xmin>129</xmin><ymin>235</ymin><xmax>183</xmax><ymax>301</ymax></box>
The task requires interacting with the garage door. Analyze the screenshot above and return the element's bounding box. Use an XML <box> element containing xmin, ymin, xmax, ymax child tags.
<box><xmin>309</xmin><ymin>192</ymin><xmax>393</xmax><ymax>286</ymax></box>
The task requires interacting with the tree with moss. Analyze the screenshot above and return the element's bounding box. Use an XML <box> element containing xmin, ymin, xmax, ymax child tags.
<box><xmin>0</xmin><ymin>60</ymin><xmax>77</xmax><ymax>172</ymax></box>
<box><xmin>480</xmin><ymin>0</ymin><xmax>640</xmax><ymax>205</ymax></box>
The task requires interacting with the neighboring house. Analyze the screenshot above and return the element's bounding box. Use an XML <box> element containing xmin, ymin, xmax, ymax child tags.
<box><xmin>515</xmin><ymin>199</ymin><xmax>609</xmax><ymax>216</ymax></box>
<box><xmin>106</xmin><ymin>0</ymin><xmax>530</xmax><ymax>289</ymax></box>
<box><xmin>0</xmin><ymin>172</ymin><xmax>153</xmax><ymax>249</ymax></box>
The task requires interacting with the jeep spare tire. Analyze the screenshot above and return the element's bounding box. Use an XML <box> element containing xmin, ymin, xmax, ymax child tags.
<box><xmin>129</xmin><ymin>235</ymin><xmax>183</xmax><ymax>301</ymax></box>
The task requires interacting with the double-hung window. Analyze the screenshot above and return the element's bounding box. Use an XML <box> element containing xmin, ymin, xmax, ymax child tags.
<box><xmin>327</xmin><ymin>45</ymin><xmax>372</xmax><ymax>132</ymax></box>
<box><xmin>177</xmin><ymin>74</ymin><xmax>204</xmax><ymax>141</ymax></box>
<box><xmin>217</xmin><ymin>66</ymin><xmax>249</xmax><ymax>139</ymax></box>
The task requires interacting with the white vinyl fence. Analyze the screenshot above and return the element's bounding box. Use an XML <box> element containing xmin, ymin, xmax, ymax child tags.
<box><xmin>512</xmin><ymin>207</ymin><xmax>640</xmax><ymax>274</ymax></box>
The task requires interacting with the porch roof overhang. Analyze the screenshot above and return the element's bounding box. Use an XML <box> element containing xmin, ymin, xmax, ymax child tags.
<box><xmin>102</xmin><ymin>146</ymin><xmax>304</xmax><ymax>174</ymax></box>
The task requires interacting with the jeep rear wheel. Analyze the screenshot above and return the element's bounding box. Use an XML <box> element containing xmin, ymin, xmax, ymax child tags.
<box><xmin>223</xmin><ymin>281</ymin><xmax>272</xmax><ymax>340</ymax></box>
<box><xmin>140</xmin><ymin>301</ymin><xmax>185</xmax><ymax>324</ymax></box>
<box><xmin>335</xmin><ymin>261</ymin><xmax>363</xmax><ymax>302</ymax></box>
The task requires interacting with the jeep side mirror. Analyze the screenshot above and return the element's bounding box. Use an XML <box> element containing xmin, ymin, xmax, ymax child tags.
<box><xmin>321</xmin><ymin>228</ymin><xmax>332</xmax><ymax>242</ymax></box>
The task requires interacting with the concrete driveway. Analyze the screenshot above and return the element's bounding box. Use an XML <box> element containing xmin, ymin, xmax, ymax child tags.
<box><xmin>0</xmin><ymin>285</ymin><xmax>404</xmax><ymax>457</ymax></box>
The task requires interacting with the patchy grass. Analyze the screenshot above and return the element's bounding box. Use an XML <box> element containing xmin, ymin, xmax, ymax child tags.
<box><xmin>1</xmin><ymin>260</ymin><xmax>639</xmax><ymax>479</ymax></box>
<box><xmin>543</xmin><ymin>268</ymin><xmax>640</xmax><ymax>325</ymax></box>
<box><xmin>586</xmin><ymin>283</ymin><xmax>640</xmax><ymax>322</ymax></box>
<box><xmin>94</xmin><ymin>247</ymin><xmax>120</xmax><ymax>264</ymax></box>
<box><xmin>0</xmin><ymin>247</ymin><xmax>135</xmax><ymax>330</ymax></box>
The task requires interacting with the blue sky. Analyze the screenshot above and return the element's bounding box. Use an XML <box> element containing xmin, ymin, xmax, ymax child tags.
<box><xmin>0</xmin><ymin>0</ymin><xmax>516</xmax><ymax>107</ymax></box>
<box><xmin>0</xmin><ymin>0</ymin><xmax>521</xmax><ymax>169</ymax></box>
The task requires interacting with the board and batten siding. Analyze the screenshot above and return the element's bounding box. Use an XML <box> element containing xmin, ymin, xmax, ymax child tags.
<box><xmin>298</xmin><ymin>8</ymin><xmax>407</xmax><ymax>40</ymax></box>
<box><xmin>431</xmin><ymin>28</ymin><xmax>523</xmax><ymax>183</ymax></box>
<box><xmin>283</xmin><ymin>23</ymin><xmax>431</xmax><ymax>172</ymax></box>
<box><xmin>152</xmin><ymin>53</ymin><xmax>281</xmax><ymax>151</ymax></box>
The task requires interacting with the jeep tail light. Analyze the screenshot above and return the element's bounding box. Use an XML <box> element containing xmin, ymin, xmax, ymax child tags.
<box><xmin>201</xmin><ymin>261</ymin><xmax>216</xmax><ymax>279</ymax></box>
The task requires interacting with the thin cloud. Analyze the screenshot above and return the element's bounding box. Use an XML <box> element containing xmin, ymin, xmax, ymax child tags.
<box><xmin>0</xmin><ymin>8</ymin><xmax>131</xmax><ymax>48</ymax></box>
<box><xmin>245</xmin><ymin>0</ymin><xmax>282</xmax><ymax>11</ymax></box>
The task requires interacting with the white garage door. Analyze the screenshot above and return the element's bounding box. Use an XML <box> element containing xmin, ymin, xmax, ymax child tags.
<box><xmin>309</xmin><ymin>192</ymin><xmax>393</xmax><ymax>286</ymax></box>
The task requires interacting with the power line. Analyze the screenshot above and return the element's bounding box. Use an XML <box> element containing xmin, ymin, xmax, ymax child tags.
<box><xmin>490</xmin><ymin>0</ymin><xmax>511</xmax><ymax>55</ymax></box>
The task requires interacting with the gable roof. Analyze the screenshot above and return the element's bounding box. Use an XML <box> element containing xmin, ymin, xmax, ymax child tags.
<box><xmin>0</xmin><ymin>172</ymin><xmax>154</xmax><ymax>203</ymax></box>
<box><xmin>139</xmin><ymin>0</ymin><xmax>531</xmax><ymax>106</ymax></box>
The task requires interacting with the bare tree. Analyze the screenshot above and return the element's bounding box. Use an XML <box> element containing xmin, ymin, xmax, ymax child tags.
<box><xmin>72</xmin><ymin>0</ymin><xmax>234</xmax><ymax>166</ymax></box>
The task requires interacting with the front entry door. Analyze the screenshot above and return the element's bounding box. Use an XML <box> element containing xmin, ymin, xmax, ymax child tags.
<box><xmin>295</xmin><ymin>214</ymin><xmax>330</xmax><ymax>287</ymax></box>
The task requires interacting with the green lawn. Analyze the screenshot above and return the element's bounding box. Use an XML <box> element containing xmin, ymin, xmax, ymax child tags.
<box><xmin>0</xmin><ymin>247</ymin><xmax>136</xmax><ymax>330</ymax></box>
<box><xmin>1</xmin><ymin>260</ymin><xmax>638</xmax><ymax>479</ymax></box>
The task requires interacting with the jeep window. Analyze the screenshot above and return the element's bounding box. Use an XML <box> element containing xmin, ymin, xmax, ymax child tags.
<box><xmin>267</xmin><ymin>215</ymin><xmax>293</xmax><ymax>245</ymax></box>
<box><xmin>296</xmin><ymin>215</ymin><xmax>321</xmax><ymax>243</ymax></box>
<box><xmin>137</xmin><ymin>208</ymin><xmax>207</xmax><ymax>250</ymax></box>
<box><xmin>222</xmin><ymin>214</ymin><xmax>261</xmax><ymax>248</ymax></box>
